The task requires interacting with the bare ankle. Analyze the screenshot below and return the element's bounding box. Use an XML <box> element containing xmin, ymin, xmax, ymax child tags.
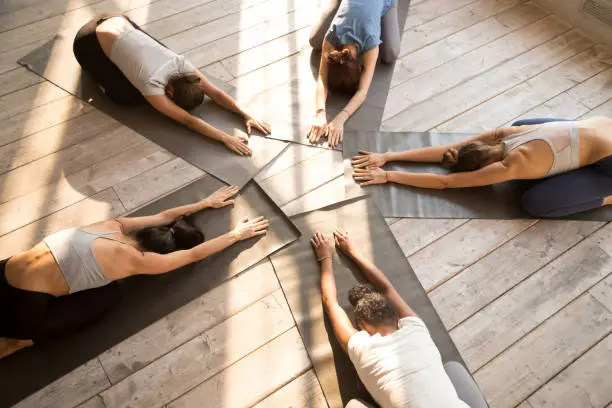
<box><xmin>604</xmin><ymin>195</ymin><xmax>612</xmax><ymax>207</ymax></box>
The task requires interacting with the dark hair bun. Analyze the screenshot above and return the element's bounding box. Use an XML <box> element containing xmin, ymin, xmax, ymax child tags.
<box><xmin>441</xmin><ymin>147</ymin><xmax>459</xmax><ymax>169</ymax></box>
<box><xmin>348</xmin><ymin>283</ymin><xmax>376</xmax><ymax>307</ymax></box>
<box><xmin>134</xmin><ymin>216</ymin><xmax>204</xmax><ymax>254</ymax></box>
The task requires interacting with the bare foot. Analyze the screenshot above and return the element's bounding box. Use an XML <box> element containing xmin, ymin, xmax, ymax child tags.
<box><xmin>604</xmin><ymin>195</ymin><xmax>612</xmax><ymax>207</ymax></box>
<box><xmin>0</xmin><ymin>338</ymin><xmax>33</xmax><ymax>359</ymax></box>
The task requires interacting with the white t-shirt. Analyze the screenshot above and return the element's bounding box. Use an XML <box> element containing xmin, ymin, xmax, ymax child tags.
<box><xmin>347</xmin><ymin>316</ymin><xmax>469</xmax><ymax>408</ymax></box>
<box><xmin>110</xmin><ymin>26</ymin><xmax>196</xmax><ymax>96</ymax></box>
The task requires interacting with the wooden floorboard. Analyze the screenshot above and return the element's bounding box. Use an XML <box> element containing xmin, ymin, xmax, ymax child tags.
<box><xmin>1</xmin><ymin>0</ymin><xmax>611</xmax><ymax>406</ymax></box>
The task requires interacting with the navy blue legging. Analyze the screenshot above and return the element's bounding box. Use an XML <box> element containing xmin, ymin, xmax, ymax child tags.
<box><xmin>512</xmin><ymin>118</ymin><xmax>612</xmax><ymax>217</ymax></box>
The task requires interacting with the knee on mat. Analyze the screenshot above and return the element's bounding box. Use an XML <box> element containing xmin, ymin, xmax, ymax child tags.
<box><xmin>381</xmin><ymin>44</ymin><xmax>400</xmax><ymax>64</ymax></box>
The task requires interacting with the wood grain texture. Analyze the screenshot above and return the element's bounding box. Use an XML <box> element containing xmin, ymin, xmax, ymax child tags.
<box><xmin>98</xmin><ymin>260</ymin><xmax>280</xmax><ymax>383</ymax></box>
<box><xmin>253</xmin><ymin>370</ymin><xmax>328</xmax><ymax>408</ymax></box>
<box><xmin>0</xmin><ymin>82</ymin><xmax>68</xmax><ymax>121</ymax></box>
<box><xmin>523</xmin><ymin>334</ymin><xmax>612</xmax><ymax>408</ymax></box>
<box><xmin>567</xmin><ymin>67</ymin><xmax>612</xmax><ymax>109</ymax></box>
<box><xmin>430</xmin><ymin>220</ymin><xmax>604</xmax><ymax>329</ymax></box>
<box><xmin>390</xmin><ymin>218</ymin><xmax>468</xmax><ymax>257</ymax></box>
<box><xmin>384</xmin><ymin>15</ymin><xmax>570</xmax><ymax>121</ymax></box>
<box><xmin>100</xmin><ymin>290</ymin><xmax>295</xmax><ymax>408</ymax></box>
<box><xmin>398</xmin><ymin>0</ymin><xmax>529</xmax><ymax>57</ymax></box>
<box><xmin>408</xmin><ymin>219</ymin><xmax>536</xmax><ymax>291</ymax></box>
<box><xmin>451</xmin><ymin>224</ymin><xmax>612</xmax><ymax>371</ymax></box>
<box><xmin>13</xmin><ymin>359</ymin><xmax>110</xmax><ymax>408</ymax></box>
<box><xmin>113</xmin><ymin>157</ymin><xmax>204</xmax><ymax>210</ymax></box>
<box><xmin>167</xmin><ymin>327</ymin><xmax>311</xmax><ymax>408</ymax></box>
<box><xmin>280</xmin><ymin>174</ymin><xmax>345</xmax><ymax>217</ymax></box>
<box><xmin>507</xmin><ymin>91</ymin><xmax>591</xmax><ymax>124</ymax></box>
<box><xmin>475</xmin><ymin>293</ymin><xmax>612</xmax><ymax>408</ymax></box>
<box><xmin>590</xmin><ymin>274</ymin><xmax>612</xmax><ymax>313</ymax></box>
<box><xmin>437</xmin><ymin>46</ymin><xmax>611</xmax><ymax>131</ymax></box>
<box><xmin>0</xmin><ymin>66</ymin><xmax>43</xmax><ymax>97</ymax></box>
<box><xmin>392</xmin><ymin>1</ymin><xmax>547</xmax><ymax>88</ymax></box>
<box><xmin>403</xmin><ymin>0</ymin><xmax>478</xmax><ymax>30</ymax></box>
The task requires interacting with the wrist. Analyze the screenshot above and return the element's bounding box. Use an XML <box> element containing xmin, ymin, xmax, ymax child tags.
<box><xmin>335</xmin><ymin>111</ymin><xmax>349</xmax><ymax>123</ymax></box>
<box><xmin>382</xmin><ymin>151</ymin><xmax>391</xmax><ymax>163</ymax></box>
<box><xmin>385</xmin><ymin>171</ymin><xmax>393</xmax><ymax>183</ymax></box>
<box><xmin>318</xmin><ymin>254</ymin><xmax>333</xmax><ymax>263</ymax></box>
<box><xmin>228</xmin><ymin>230</ymin><xmax>241</xmax><ymax>243</ymax></box>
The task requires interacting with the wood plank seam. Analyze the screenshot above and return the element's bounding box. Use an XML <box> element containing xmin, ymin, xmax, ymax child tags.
<box><xmin>0</xmin><ymin>111</ymin><xmax>118</xmax><ymax>175</ymax></box>
<box><xmin>445</xmin><ymin>221</ymin><xmax>610</xmax><ymax>331</ymax></box>
<box><xmin>434</xmin><ymin>45</ymin><xmax>611</xmax><ymax>130</ymax></box>
<box><xmin>384</xmin><ymin>21</ymin><xmax>574</xmax><ymax>124</ymax></box>
<box><xmin>399</xmin><ymin>0</ymin><xmax>536</xmax><ymax>56</ymax></box>
<box><xmin>403</xmin><ymin>219</ymin><xmax>470</xmax><ymax>258</ymax></box>
<box><xmin>495</xmin><ymin>312</ymin><xmax>612</xmax><ymax>407</ymax></box>
<box><xmin>392</xmin><ymin>1</ymin><xmax>547</xmax><ymax>89</ymax></box>
<box><xmin>470</xmin><ymin>274</ymin><xmax>612</xmax><ymax>376</ymax></box>
<box><xmin>590</xmin><ymin>272</ymin><xmax>612</xmax><ymax>314</ymax></box>
<box><xmin>403</xmin><ymin>0</ymin><xmax>483</xmax><ymax>31</ymax></box>
<box><xmin>278</xmin><ymin>173</ymin><xmax>344</xmax><ymax>209</ymax></box>
<box><xmin>408</xmin><ymin>220</ymin><xmax>538</xmax><ymax>293</ymax></box>
<box><xmin>161</xmin><ymin>325</ymin><xmax>301</xmax><ymax>408</ymax></box>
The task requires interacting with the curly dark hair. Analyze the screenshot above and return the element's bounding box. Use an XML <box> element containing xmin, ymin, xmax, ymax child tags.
<box><xmin>351</xmin><ymin>288</ymin><xmax>398</xmax><ymax>327</ymax></box>
<box><xmin>348</xmin><ymin>283</ymin><xmax>375</xmax><ymax>307</ymax></box>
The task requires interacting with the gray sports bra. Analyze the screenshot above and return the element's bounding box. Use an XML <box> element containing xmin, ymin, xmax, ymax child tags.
<box><xmin>44</xmin><ymin>228</ymin><xmax>128</xmax><ymax>293</ymax></box>
<box><xmin>503</xmin><ymin>121</ymin><xmax>580</xmax><ymax>177</ymax></box>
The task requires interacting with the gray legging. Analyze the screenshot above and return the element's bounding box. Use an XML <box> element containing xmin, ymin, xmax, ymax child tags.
<box><xmin>512</xmin><ymin>118</ymin><xmax>612</xmax><ymax>218</ymax></box>
<box><xmin>309</xmin><ymin>0</ymin><xmax>401</xmax><ymax>64</ymax></box>
<box><xmin>344</xmin><ymin>361</ymin><xmax>488</xmax><ymax>408</ymax></box>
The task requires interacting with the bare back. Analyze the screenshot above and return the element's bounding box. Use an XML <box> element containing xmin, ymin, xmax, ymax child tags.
<box><xmin>5</xmin><ymin>220</ymin><xmax>138</xmax><ymax>296</ymax></box>
<box><xmin>501</xmin><ymin>117</ymin><xmax>612</xmax><ymax>179</ymax></box>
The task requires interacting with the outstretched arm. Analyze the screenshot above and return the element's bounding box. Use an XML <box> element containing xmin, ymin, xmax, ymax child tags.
<box><xmin>127</xmin><ymin>216</ymin><xmax>269</xmax><ymax>275</ymax></box>
<box><xmin>353</xmin><ymin>161</ymin><xmax>516</xmax><ymax>189</ymax></box>
<box><xmin>308</xmin><ymin>41</ymin><xmax>333</xmax><ymax>145</ymax></box>
<box><xmin>311</xmin><ymin>232</ymin><xmax>357</xmax><ymax>352</ymax></box>
<box><xmin>116</xmin><ymin>186</ymin><xmax>240</xmax><ymax>234</ymax></box>
<box><xmin>334</xmin><ymin>229</ymin><xmax>416</xmax><ymax>318</ymax></box>
<box><xmin>194</xmin><ymin>70</ymin><xmax>271</xmax><ymax>136</ymax></box>
<box><xmin>145</xmin><ymin>94</ymin><xmax>252</xmax><ymax>155</ymax></box>
<box><xmin>326</xmin><ymin>47</ymin><xmax>379</xmax><ymax>148</ymax></box>
<box><xmin>351</xmin><ymin>127</ymin><xmax>531</xmax><ymax>168</ymax></box>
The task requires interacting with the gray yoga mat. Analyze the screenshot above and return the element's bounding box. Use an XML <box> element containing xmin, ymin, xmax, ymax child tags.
<box><xmin>241</xmin><ymin>0</ymin><xmax>411</xmax><ymax>150</ymax></box>
<box><xmin>343</xmin><ymin>131</ymin><xmax>612</xmax><ymax>220</ymax></box>
<box><xmin>18</xmin><ymin>35</ymin><xmax>288</xmax><ymax>187</ymax></box>
<box><xmin>270</xmin><ymin>196</ymin><xmax>465</xmax><ymax>408</ymax></box>
<box><xmin>0</xmin><ymin>176</ymin><xmax>300</xmax><ymax>407</ymax></box>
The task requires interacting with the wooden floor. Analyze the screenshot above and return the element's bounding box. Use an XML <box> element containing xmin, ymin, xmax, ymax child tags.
<box><xmin>1</xmin><ymin>0</ymin><xmax>612</xmax><ymax>407</ymax></box>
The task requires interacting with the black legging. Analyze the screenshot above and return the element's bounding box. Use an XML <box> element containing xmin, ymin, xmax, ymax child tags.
<box><xmin>0</xmin><ymin>258</ymin><xmax>119</xmax><ymax>342</ymax></box>
<box><xmin>73</xmin><ymin>14</ymin><xmax>152</xmax><ymax>105</ymax></box>
<box><xmin>512</xmin><ymin>118</ymin><xmax>612</xmax><ymax>218</ymax></box>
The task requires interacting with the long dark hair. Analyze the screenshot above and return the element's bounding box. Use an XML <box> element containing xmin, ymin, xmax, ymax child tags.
<box><xmin>167</xmin><ymin>74</ymin><xmax>204</xmax><ymax>111</ymax></box>
<box><xmin>133</xmin><ymin>215</ymin><xmax>204</xmax><ymax>254</ymax></box>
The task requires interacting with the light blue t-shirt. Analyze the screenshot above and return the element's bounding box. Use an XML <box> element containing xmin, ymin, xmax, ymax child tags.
<box><xmin>325</xmin><ymin>0</ymin><xmax>396</xmax><ymax>54</ymax></box>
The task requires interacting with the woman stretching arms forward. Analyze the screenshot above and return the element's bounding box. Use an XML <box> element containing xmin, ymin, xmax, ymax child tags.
<box><xmin>307</xmin><ymin>0</ymin><xmax>401</xmax><ymax>147</ymax></box>
<box><xmin>73</xmin><ymin>14</ymin><xmax>270</xmax><ymax>155</ymax></box>
<box><xmin>352</xmin><ymin>117</ymin><xmax>612</xmax><ymax>217</ymax></box>
<box><xmin>0</xmin><ymin>186</ymin><xmax>269</xmax><ymax>358</ymax></box>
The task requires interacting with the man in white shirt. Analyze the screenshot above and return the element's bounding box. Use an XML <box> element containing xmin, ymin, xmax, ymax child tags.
<box><xmin>311</xmin><ymin>229</ymin><xmax>470</xmax><ymax>408</ymax></box>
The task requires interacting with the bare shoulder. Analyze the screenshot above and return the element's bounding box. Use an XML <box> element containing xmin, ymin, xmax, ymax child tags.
<box><xmin>83</xmin><ymin>219</ymin><xmax>123</xmax><ymax>233</ymax></box>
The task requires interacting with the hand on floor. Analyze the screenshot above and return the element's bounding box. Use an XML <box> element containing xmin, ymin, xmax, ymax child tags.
<box><xmin>307</xmin><ymin>110</ymin><xmax>328</xmax><ymax>144</ymax></box>
<box><xmin>245</xmin><ymin>116</ymin><xmax>271</xmax><ymax>135</ymax></box>
<box><xmin>204</xmin><ymin>185</ymin><xmax>240</xmax><ymax>208</ymax></box>
<box><xmin>352</xmin><ymin>150</ymin><xmax>387</xmax><ymax>168</ymax></box>
<box><xmin>231</xmin><ymin>216</ymin><xmax>269</xmax><ymax>240</ymax></box>
<box><xmin>353</xmin><ymin>167</ymin><xmax>388</xmax><ymax>186</ymax></box>
<box><xmin>333</xmin><ymin>228</ymin><xmax>356</xmax><ymax>255</ymax></box>
<box><xmin>326</xmin><ymin>119</ymin><xmax>344</xmax><ymax>148</ymax></box>
<box><xmin>223</xmin><ymin>134</ymin><xmax>252</xmax><ymax>156</ymax></box>
<box><xmin>311</xmin><ymin>232</ymin><xmax>333</xmax><ymax>262</ymax></box>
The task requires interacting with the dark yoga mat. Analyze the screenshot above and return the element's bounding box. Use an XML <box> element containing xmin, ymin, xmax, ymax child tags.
<box><xmin>241</xmin><ymin>0</ymin><xmax>411</xmax><ymax>150</ymax></box>
<box><xmin>0</xmin><ymin>176</ymin><xmax>300</xmax><ymax>407</ymax></box>
<box><xmin>343</xmin><ymin>131</ymin><xmax>612</xmax><ymax>220</ymax></box>
<box><xmin>270</xmin><ymin>196</ymin><xmax>465</xmax><ymax>408</ymax></box>
<box><xmin>18</xmin><ymin>34</ymin><xmax>288</xmax><ymax>187</ymax></box>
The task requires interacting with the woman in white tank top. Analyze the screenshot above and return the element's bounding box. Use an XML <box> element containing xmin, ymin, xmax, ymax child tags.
<box><xmin>350</xmin><ymin>116</ymin><xmax>612</xmax><ymax>217</ymax></box>
<box><xmin>73</xmin><ymin>14</ymin><xmax>271</xmax><ymax>156</ymax></box>
<box><xmin>0</xmin><ymin>186</ymin><xmax>269</xmax><ymax>359</ymax></box>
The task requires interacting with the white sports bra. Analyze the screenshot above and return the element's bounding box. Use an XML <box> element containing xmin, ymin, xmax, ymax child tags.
<box><xmin>503</xmin><ymin>121</ymin><xmax>580</xmax><ymax>177</ymax></box>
